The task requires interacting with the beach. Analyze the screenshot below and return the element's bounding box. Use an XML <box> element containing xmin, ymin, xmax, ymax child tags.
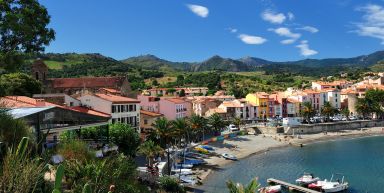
<box><xmin>193</xmin><ymin>126</ymin><xmax>384</xmax><ymax>187</ymax></box>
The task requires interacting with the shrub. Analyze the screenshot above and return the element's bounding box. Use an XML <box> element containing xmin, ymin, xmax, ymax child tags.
<box><xmin>158</xmin><ymin>176</ymin><xmax>185</xmax><ymax>193</ymax></box>
<box><xmin>57</xmin><ymin>140</ymin><xmax>92</xmax><ymax>162</ymax></box>
<box><xmin>109</xmin><ymin>123</ymin><xmax>140</xmax><ymax>157</ymax></box>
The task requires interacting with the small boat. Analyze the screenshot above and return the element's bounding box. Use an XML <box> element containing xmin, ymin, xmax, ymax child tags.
<box><xmin>174</xmin><ymin>163</ymin><xmax>194</xmax><ymax>169</ymax></box>
<box><xmin>171</xmin><ymin>168</ymin><xmax>193</xmax><ymax>175</ymax></box>
<box><xmin>199</xmin><ymin>145</ymin><xmax>214</xmax><ymax>151</ymax></box>
<box><xmin>295</xmin><ymin>173</ymin><xmax>320</xmax><ymax>185</ymax></box>
<box><xmin>222</xmin><ymin>153</ymin><xmax>237</xmax><ymax>160</ymax></box>
<box><xmin>172</xmin><ymin>174</ymin><xmax>199</xmax><ymax>185</ymax></box>
<box><xmin>321</xmin><ymin>175</ymin><xmax>348</xmax><ymax>193</ymax></box>
<box><xmin>308</xmin><ymin>180</ymin><xmax>328</xmax><ymax>189</ymax></box>
<box><xmin>194</xmin><ymin>147</ymin><xmax>209</xmax><ymax>154</ymax></box>
<box><xmin>259</xmin><ymin>185</ymin><xmax>281</xmax><ymax>193</ymax></box>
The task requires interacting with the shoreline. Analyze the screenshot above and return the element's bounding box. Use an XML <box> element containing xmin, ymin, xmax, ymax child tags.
<box><xmin>193</xmin><ymin>127</ymin><xmax>384</xmax><ymax>187</ymax></box>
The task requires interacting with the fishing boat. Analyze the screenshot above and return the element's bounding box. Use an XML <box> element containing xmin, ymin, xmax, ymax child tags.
<box><xmin>172</xmin><ymin>174</ymin><xmax>199</xmax><ymax>185</ymax></box>
<box><xmin>171</xmin><ymin>168</ymin><xmax>193</xmax><ymax>175</ymax></box>
<box><xmin>259</xmin><ymin>185</ymin><xmax>281</xmax><ymax>193</ymax></box>
<box><xmin>221</xmin><ymin>153</ymin><xmax>237</xmax><ymax>160</ymax></box>
<box><xmin>295</xmin><ymin>173</ymin><xmax>320</xmax><ymax>185</ymax></box>
<box><xmin>174</xmin><ymin>163</ymin><xmax>193</xmax><ymax>169</ymax></box>
<box><xmin>199</xmin><ymin>145</ymin><xmax>214</xmax><ymax>151</ymax></box>
<box><xmin>308</xmin><ymin>180</ymin><xmax>328</xmax><ymax>189</ymax></box>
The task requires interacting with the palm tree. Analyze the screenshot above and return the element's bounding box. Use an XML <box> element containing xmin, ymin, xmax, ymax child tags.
<box><xmin>152</xmin><ymin>117</ymin><xmax>175</xmax><ymax>148</ymax></box>
<box><xmin>226</xmin><ymin>178</ymin><xmax>260</xmax><ymax>193</ymax></box>
<box><xmin>301</xmin><ymin>101</ymin><xmax>315</xmax><ymax>123</ymax></box>
<box><xmin>208</xmin><ymin>113</ymin><xmax>227</xmax><ymax>136</ymax></box>
<box><xmin>138</xmin><ymin>140</ymin><xmax>163</xmax><ymax>167</ymax></box>
<box><xmin>321</xmin><ymin>101</ymin><xmax>336</xmax><ymax>122</ymax></box>
<box><xmin>172</xmin><ymin>118</ymin><xmax>190</xmax><ymax>145</ymax></box>
<box><xmin>355</xmin><ymin>98</ymin><xmax>374</xmax><ymax>119</ymax></box>
<box><xmin>232</xmin><ymin>117</ymin><xmax>242</xmax><ymax>130</ymax></box>
<box><xmin>340</xmin><ymin>108</ymin><xmax>350</xmax><ymax>120</ymax></box>
<box><xmin>189</xmin><ymin>115</ymin><xmax>207</xmax><ymax>141</ymax></box>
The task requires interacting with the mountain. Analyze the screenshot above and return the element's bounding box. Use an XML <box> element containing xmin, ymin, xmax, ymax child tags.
<box><xmin>191</xmin><ymin>55</ymin><xmax>254</xmax><ymax>72</ymax></box>
<box><xmin>238</xmin><ymin>56</ymin><xmax>273</xmax><ymax>67</ymax></box>
<box><xmin>121</xmin><ymin>54</ymin><xmax>191</xmax><ymax>71</ymax></box>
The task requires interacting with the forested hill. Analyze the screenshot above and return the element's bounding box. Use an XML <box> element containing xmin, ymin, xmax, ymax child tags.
<box><xmin>24</xmin><ymin>51</ymin><xmax>384</xmax><ymax>78</ymax></box>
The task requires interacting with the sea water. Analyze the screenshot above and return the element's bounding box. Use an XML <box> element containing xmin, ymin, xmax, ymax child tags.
<box><xmin>199</xmin><ymin>136</ymin><xmax>384</xmax><ymax>193</ymax></box>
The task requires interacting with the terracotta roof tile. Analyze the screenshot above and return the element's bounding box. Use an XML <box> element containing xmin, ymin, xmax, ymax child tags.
<box><xmin>69</xmin><ymin>106</ymin><xmax>111</xmax><ymax>118</ymax></box>
<box><xmin>140</xmin><ymin>110</ymin><xmax>163</xmax><ymax>117</ymax></box>
<box><xmin>164</xmin><ymin>98</ymin><xmax>186</xmax><ymax>104</ymax></box>
<box><xmin>50</xmin><ymin>77</ymin><xmax>125</xmax><ymax>89</ymax></box>
<box><xmin>94</xmin><ymin>93</ymin><xmax>139</xmax><ymax>103</ymax></box>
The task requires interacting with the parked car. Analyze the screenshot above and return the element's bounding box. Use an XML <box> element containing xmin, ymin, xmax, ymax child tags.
<box><xmin>228</xmin><ymin>124</ymin><xmax>239</xmax><ymax>132</ymax></box>
<box><xmin>349</xmin><ymin>116</ymin><xmax>357</xmax><ymax>121</ymax></box>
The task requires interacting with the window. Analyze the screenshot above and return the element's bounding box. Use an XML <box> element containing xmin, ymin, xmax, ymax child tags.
<box><xmin>144</xmin><ymin>119</ymin><xmax>148</xmax><ymax>124</ymax></box>
<box><xmin>129</xmin><ymin>105</ymin><xmax>134</xmax><ymax>112</ymax></box>
<box><xmin>69</xmin><ymin>102</ymin><xmax>74</xmax><ymax>106</ymax></box>
<box><xmin>112</xmin><ymin>105</ymin><xmax>116</xmax><ymax>113</ymax></box>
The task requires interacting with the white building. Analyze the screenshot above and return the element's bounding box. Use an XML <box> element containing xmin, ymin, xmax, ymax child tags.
<box><xmin>79</xmin><ymin>93</ymin><xmax>140</xmax><ymax>130</ymax></box>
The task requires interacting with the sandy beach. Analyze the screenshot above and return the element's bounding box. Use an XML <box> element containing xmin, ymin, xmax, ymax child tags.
<box><xmin>192</xmin><ymin>126</ymin><xmax>384</xmax><ymax>187</ymax></box>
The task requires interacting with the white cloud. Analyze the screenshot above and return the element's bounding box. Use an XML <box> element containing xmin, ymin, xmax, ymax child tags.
<box><xmin>272</xmin><ymin>27</ymin><xmax>301</xmax><ymax>39</ymax></box>
<box><xmin>261</xmin><ymin>10</ymin><xmax>286</xmax><ymax>24</ymax></box>
<box><xmin>187</xmin><ymin>4</ymin><xmax>209</xmax><ymax>18</ymax></box>
<box><xmin>281</xmin><ymin>39</ymin><xmax>296</xmax><ymax>44</ymax></box>
<box><xmin>297</xmin><ymin>26</ymin><xmax>319</xmax><ymax>33</ymax></box>
<box><xmin>354</xmin><ymin>4</ymin><xmax>384</xmax><ymax>44</ymax></box>
<box><xmin>228</xmin><ymin>28</ymin><xmax>238</xmax><ymax>33</ymax></box>
<box><xmin>287</xmin><ymin>12</ymin><xmax>295</xmax><ymax>21</ymax></box>
<box><xmin>296</xmin><ymin>40</ymin><xmax>318</xmax><ymax>57</ymax></box>
<box><xmin>238</xmin><ymin>34</ymin><xmax>267</xmax><ymax>45</ymax></box>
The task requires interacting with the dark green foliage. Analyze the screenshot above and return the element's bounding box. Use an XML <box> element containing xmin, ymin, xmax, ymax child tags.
<box><xmin>0</xmin><ymin>111</ymin><xmax>32</xmax><ymax>148</ymax></box>
<box><xmin>158</xmin><ymin>176</ymin><xmax>185</xmax><ymax>193</ymax></box>
<box><xmin>178</xmin><ymin>89</ymin><xmax>186</xmax><ymax>97</ymax></box>
<box><xmin>0</xmin><ymin>72</ymin><xmax>41</xmax><ymax>97</ymax></box>
<box><xmin>109</xmin><ymin>123</ymin><xmax>141</xmax><ymax>157</ymax></box>
<box><xmin>0</xmin><ymin>0</ymin><xmax>55</xmax><ymax>70</ymax></box>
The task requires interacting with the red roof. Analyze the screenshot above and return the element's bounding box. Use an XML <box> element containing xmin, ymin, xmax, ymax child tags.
<box><xmin>50</xmin><ymin>77</ymin><xmax>125</xmax><ymax>89</ymax></box>
<box><xmin>140</xmin><ymin>110</ymin><xmax>163</xmax><ymax>117</ymax></box>
<box><xmin>95</xmin><ymin>93</ymin><xmax>139</xmax><ymax>103</ymax></box>
<box><xmin>0</xmin><ymin>96</ymin><xmax>57</xmax><ymax>108</ymax></box>
<box><xmin>69</xmin><ymin>106</ymin><xmax>111</xmax><ymax>118</ymax></box>
<box><xmin>164</xmin><ymin>98</ymin><xmax>187</xmax><ymax>104</ymax></box>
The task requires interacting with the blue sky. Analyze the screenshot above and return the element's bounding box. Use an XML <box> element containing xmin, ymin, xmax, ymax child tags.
<box><xmin>40</xmin><ymin>0</ymin><xmax>384</xmax><ymax>62</ymax></box>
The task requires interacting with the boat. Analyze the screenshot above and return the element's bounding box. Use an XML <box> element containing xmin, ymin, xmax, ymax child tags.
<box><xmin>321</xmin><ymin>175</ymin><xmax>348</xmax><ymax>193</ymax></box>
<box><xmin>222</xmin><ymin>153</ymin><xmax>237</xmax><ymax>160</ymax></box>
<box><xmin>259</xmin><ymin>185</ymin><xmax>281</xmax><ymax>193</ymax></box>
<box><xmin>199</xmin><ymin>145</ymin><xmax>214</xmax><ymax>151</ymax></box>
<box><xmin>174</xmin><ymin>163</ymin><xmax>194</xmax><ymax>169</ymax></box>
<box><xmin>295</xmin><ymin>173</ymin><xmax>320</xmax><ymax>185</ymax></box>
<box><xmin>171</xmin><ymin>168</ymin><xmax>193</xmax><ymax>175</ymax></box>
<box><xmin>172</xmin><ymin>174</ymin><xmax>198</xmax><ymax>185</ymax></box>
<box><xmin>308</xmin><ymin>180</ymin><xmax>328</xmax><ymax>189</ymax></box>
<box><xmin>194</xmin><ymin>147</ymin><xmax>209</xmax><ymax>154</ymax></box>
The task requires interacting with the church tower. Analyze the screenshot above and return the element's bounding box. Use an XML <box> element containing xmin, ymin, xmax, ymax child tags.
<box><xmin>31</xmin><ymin>59</ymin><xmax>48</xmax><ymax>82</ymax></box>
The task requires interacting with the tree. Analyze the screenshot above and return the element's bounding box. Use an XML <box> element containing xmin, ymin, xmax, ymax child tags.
<box><xmin>151</xmin><ymin>79</ymin><xmax>159</xmax><ymax>87</ymax></box>
<box><xmin>137</xmin><ymin>140</ymin><xmax>163</xmax><ymax>167</ymax></box>
<box><xmin>109</xmin><ymin>123</ymin><xmax>141</xmax><ymax>157</ymax></box>
<box><xmin>226</xmin><ymin>178</ymin><xmax>260</xmax><ymax>193</ymax></box>
<box><xmin>178</xmin><ymin>89</ymin><xmax>186</xmax><ymax>97</ymax></box>
<box><xmin>232</xmin><ymin>117</ymin><xmax>242</xmax><ymax>129</ymax></box>
<box><xmin>152</xmin><ymin>117</ymin><xmax>175</xmax><ymax>148</ymax></box>
<box><xmin>172</xmin><ymin>118</ymin><xmax>190</xmax><ymax>144</ymax></box>
<box><xmin>355</xmin><ymin>98</ymin><xmax>377</xmax><ymax>119</ymax></box>
<box><xmin>0</xmin><ymin>0</ymin><xmax>55</xmax><ymax>70</ymax></box>
<box><xmin>0</xmin><ymin>110</ymin><xmax>32</xmax><ymax>148</ymax></box>
<box><xmin>301</xmin><ymin>102</ymin><xmax>315</xmax><ymax>123</ymax></box>
<box><xmin>189</xmin><ymin>115</ymin><xmax>207</xmax><ymax>141</ymax></box>
<box><xmin>0</xmin><ymin>73</ymin><xmax>42</xmax><ymax>97</ymax></box>
<box><xmin>158</xmin><ymin>176</ymin><xmax>185</xmax><ymax>193</ymax></box>
<box><xmin>208</xmin><ymin>113</ymin><xmax>226</xmax><ymax>135</ymax></box>
<box><xmin>340</xmin><ymin>108</ymin><xmax>350</xmax><ymax>120</ymax></box>
<box><xmin>176</xmin><ymin>74</ymin><xmax>184</xmax><ymax>86</ymax></box>
<box><xmin>321</xmin><ymin>102</ymin><xmax>337</xmax><ymax>122</ymax></box>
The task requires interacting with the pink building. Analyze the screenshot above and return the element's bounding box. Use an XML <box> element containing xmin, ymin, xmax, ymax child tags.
<box><xmin>159</xmin><ymin>98</ymin><xmax>192</xmax><ymax>120</ymax></box>
<box><xmin>138</xmin><ymin>95</ymin><xmax>192</xmax><ymax>120</ymax></box>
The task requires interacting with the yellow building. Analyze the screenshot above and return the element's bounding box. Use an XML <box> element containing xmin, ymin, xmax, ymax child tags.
<box><xmin>245</xmin><ymin>92</ymin><xmax>269</xmax><ymax>119</ymax></box>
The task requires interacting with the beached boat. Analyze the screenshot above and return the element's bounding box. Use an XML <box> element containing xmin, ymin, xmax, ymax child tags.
<box><xmin>199</xmin><ymin>145</ymin><xmax>214</xmax><ymax>151</ymax></box>
<box><xmin>172</xmin><ymin>174</ymin><xmax>199</xmax><ymax>185</ymax></box>
<box><xmin>295</xmin><ymin>173</ymin><xmax>320</xmax><ymax>185</ymax></box>
<box><xmin>174</xmin><ymin>163</ymin><xmax>194</xmax><ymax>169</ymax></box>
<box><xmin>194</xmin><ymin>147</ymin><xmax>209</xmax><ymax>154</ymax></box>
<box><xmin>171</xmin><ymin>168</ymin><xmax>193</xmax><ymax>175</ymax></box>
<box><xmin>259</xmin><ymin>185</ymin><xmax>282</xmax><ymax>193</ymax></box>
<box><xmin>222</xmin><ymin>153</ymin><xmax>237</xmax><ymax>160</ymax></box>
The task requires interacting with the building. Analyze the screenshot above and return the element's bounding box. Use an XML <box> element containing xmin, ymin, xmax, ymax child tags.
<box><xmin>143</xmin><ymin>87</ymin><xmax>208</xmax><ymax>97</ymax></box>
<box><xmin>31</xmin><ymin>60</ymin><xmax>132</xmax><ymax>96</ymax></box>
<box><xmin>246</xmin><ymin>92</ymin><xmax>270</xmax><ymax>119</ymax></box>
<box><xmin>138</xmin><ymin>95</ymin><xmax>160</xmax><ymax>112</ymax></box>
<box><xmin>78</xmin><ymin>93</ymin><xmax>140</xmax><ymax>130</ymax></box>
<box><xmin>191</xmin><ymin>98</ymin><xmax>222</xmax><ymax>116</ymax></box>
<box><xmin>140</xmin><ymin>110</ymin><xmax>163</xmax><ymax>134</ymax></box>
<box><xmin>33</xmin><ymin>93</ymin><xmax>81</xmax><ymax>107</ymax></box>
<box><xmin>311</xmin><ymin>80</ymin><xmax>352</xmax><ymax>90</ymax></box>
<box><xmin>204</xmin><ymin>99</ymin><xmax>258</xmax><ymax>121</ymax></box>
<box><xmin>0</xmin><ymin>96</ymin><xmax>110</xmax><ymax>145</ymax></box>
<box><xmin>159</xmin><ymin>98</ymin><xmax>192</xmax><ymax>120</ymax></box>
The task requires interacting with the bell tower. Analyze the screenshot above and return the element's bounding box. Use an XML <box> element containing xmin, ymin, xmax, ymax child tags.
<box><xmin>31</xmin><ymin>59</ymin><xmax>48</xmax><ymax>82</ymax></box>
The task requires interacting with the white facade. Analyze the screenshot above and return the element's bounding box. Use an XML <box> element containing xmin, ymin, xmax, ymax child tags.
<box><xmin>79</xmin><ymin>95</ymin><xmax>140</xmax><ymax>129</ymax></box>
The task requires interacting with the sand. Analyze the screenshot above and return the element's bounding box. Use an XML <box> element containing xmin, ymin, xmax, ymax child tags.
<box><xmin>192</xmin><ymin>126</ymin><xmax>384</xmax><ymax>186</ymax></box>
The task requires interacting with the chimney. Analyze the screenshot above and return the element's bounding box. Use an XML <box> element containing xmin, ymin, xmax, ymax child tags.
<box><xmin>35</xmin><ymin>99</ymin><xmax>45</xmax><ymax>106</ymax></box>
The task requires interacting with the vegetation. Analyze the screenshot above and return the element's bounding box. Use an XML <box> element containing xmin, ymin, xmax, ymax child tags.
<box><xmin>301</xmin><ymin>102</ymin><xmax>316</xmax><ymax>123</ymax></box>
<box><xmin>321</xmin><ymin>102</ymin><xmax>338</xmax><ymax>121</ymax></box>
<box><xmin>226</xmin><ymin>178</ymin><xmax>260</xmax><ymax>193</ymax></box>
<box><xmin>138</xmin><ymin>140</ymin><xmax>163</xmax><ymax>167</ymax></box>
<box><xmin>0</xmin><ymin>0</ymin><xmax>55</xmax><ymax>71</ymax></box>
<box><xmin>208</xmin><ymin>113</ymin><xmax>227</xmax><ymax>134</ymax></box>
<box><xmin>57</xmin><ymin>140</ymin><xmax>92</xmax><ymax>162</ymax></box>
<box><xmin>158</xmin><ymin>176</ymin><xmax>185</xmax><ymax>193</ymax></box>
<box><xmin>0</xmin><ymin>111</ymin><xmax>33</xmax><ymax>148</ymax></box>
<box><xmin>0</xmin><ymin>73</ymin><xmax>42</xmax><ymax>97</ymax></box>
<box><xmin>355</xmin><ymin>89</ymin><xmax>384</xmax><ymax>119</ymax></box>
<box><xmin>109</xmin><ymin>123</ymin><xmax>141</xmax><ymax>157</ymax></box>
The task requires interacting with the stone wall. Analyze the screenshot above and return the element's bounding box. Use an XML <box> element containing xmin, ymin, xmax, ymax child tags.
<box><xmin>284</xmin><ymin>120</ymin><xmax>384</xmax><ymax>135</ymax></box>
